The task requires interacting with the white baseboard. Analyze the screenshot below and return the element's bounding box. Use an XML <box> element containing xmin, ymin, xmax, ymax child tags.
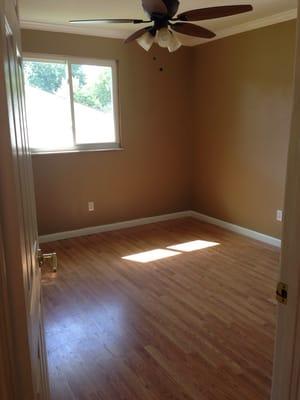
<box><xmin>190</xmin><ymin>211</ymin><xmax>281</xmax><ymax>248</ymax></box>
<box><xmin>39</xmin><ymin>210</ymin><xmax>281</xmax><ymax>248</ymax></box>
<box><xmin>38</xmin><ymin>211</ymin><xmax>192</xmax><ymax>243</ymax></box>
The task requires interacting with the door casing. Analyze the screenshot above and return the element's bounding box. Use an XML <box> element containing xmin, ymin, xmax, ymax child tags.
<box><xmin>1</xmin><ymin>1</ymin><xmax>300</xmax><ymax>400</ymax></box>
<box><xmin>0</xmin><ymin>0</ymin><xmax>50</xmax><ymax>398</ymax></box>
<box><xmin>271</xmin><ymin>3</ymin><xmax>300</xmax><ymax>399</ymax></box>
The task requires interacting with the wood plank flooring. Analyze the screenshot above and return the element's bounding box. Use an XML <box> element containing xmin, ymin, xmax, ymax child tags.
<box><xmin>41</xmin><ymin>218</ymin><xmax>279</xmax><ymax>400</ymax></box>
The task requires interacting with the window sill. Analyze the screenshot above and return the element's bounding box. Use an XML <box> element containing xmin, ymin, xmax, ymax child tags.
<box><xmin>31</xmin><ymin>147</ymin><xmax>124</xmax><ymax>156</ymax></box>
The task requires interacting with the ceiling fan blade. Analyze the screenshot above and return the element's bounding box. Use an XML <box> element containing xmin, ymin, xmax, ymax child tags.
<box><xmin>124</xmin><ymin>27</ymin><xmax>153</xmax><ymax>43</ymax></box>
<box><xmin>70</xmin><ymin>18</ymin><xmax>147</xmax><ymax>24</ymax></box>
<box><xmin>171</xmin><ymin>23</ymin><xmax>216</xmax><ymax>39</ymax></box>
<box><xmin>177</xmin><ymin>5</ymin><xmax>253</xmax><ymax>22</ymax></box>
<box><xmin>142</xmin><ymin>0</ymin><xmax>168</xmax><ymax>15</ymax></box>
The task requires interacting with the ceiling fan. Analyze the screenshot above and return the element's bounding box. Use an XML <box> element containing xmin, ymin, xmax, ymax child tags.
<box><xmin>70</xmin><ymin>0</ymin><xmax>253</xmax><ymax>52</ymax></box>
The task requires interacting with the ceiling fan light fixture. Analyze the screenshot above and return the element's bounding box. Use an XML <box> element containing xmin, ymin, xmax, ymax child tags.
<box><xmin>168</xmin><ymin>32</ymin><xmax>181</xmax><ymax>52</ymax></box>
<box><xmin>72</xmin><ymin>1</ymin><xmax>254</xmax><ymax>53</ymax></box>
<box><xmin>157</xmin><ymin>27</ymin><xmax>171</xmax><ymax>48</ymax></box>
<box><xmin>136</xmin><ymin>31</ymin><xmax>155</xmax><ymax>51</ymax></box>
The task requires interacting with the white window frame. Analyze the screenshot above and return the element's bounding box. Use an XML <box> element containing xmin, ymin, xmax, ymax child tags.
<box><xmin>23</xmin><ymin>53</ymin><xmax>121</xmax><ymax>154</ymax></box>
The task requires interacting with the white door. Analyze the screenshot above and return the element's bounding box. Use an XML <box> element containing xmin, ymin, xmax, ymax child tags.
<box><xmin>271</xmin><ymin>4</ymin><xmax>300</xmax><ymax>400</ymax></box>
<box><xmin>0</xmin><ymin>0</ymin><xmax>50</xmax><ymax>398</ymax></box>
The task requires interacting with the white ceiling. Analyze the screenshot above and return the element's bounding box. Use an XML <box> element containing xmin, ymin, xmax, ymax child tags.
<box><xmin>19</xmin><ymin>0</ymin><xmax>297</xmax><ymax>46</ymax></box>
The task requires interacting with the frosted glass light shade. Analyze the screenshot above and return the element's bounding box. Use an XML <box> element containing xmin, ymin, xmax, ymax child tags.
<box><xmin>157</xmin><ymin>27</ymin><xmax>171</xmax><ymax>48</ymax></box>
<box><xmin>136</xmin><ymin>28</ymin><xmax>182</xmax><ymax>53</ymax></box>
<box><xmin>137</xmin><ymin>32</ymin><xmax>155</xmax><ymax>51</ymax></box>
<box><xmin>168</xmin><ymin>32</ymin><xmax>182</xmax><ymax>53</ymax></box>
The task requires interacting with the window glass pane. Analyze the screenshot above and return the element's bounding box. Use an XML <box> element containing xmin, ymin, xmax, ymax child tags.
<box><xmin>24</xmin><ymin>60</ymin><xmax>73</xmax><ymax>150</ymax></box>
<box><xmin>71</xmin><ymin>64</ymin><xmax>116</xmax><ymax>144</ymax></box>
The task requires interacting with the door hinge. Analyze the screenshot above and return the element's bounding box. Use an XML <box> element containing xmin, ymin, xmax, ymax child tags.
<box><xmin>276</xmin><ymin>282</ymin><xmax>288</xmax><ymax>305</ymax></box>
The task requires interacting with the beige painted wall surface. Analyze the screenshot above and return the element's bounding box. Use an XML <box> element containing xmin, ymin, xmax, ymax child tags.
<box><xmin>22</xmin><ymin>22</ymin><xmax>296</xmax><ymax>238</ymax></box>
<box><xmin>192</xmin><ymin>21</ymin><xmax>296</xmax><ymax>239</ymax></box>
<box><xmin>22</xmin><ymin>30</ymin><xmax>193</xmax><ymax>235</ymax></box>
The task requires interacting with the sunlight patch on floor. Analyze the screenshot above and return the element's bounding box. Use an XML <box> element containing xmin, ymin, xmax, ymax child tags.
<box><xmin>167</xmin><ymin>240</ymin><xmax>219</xmax><ymax>252</ymax></box>
<box><xmin>122</xmin><ymin>249</ymin><xmax>181</xmax><ymax>263</ymax></box>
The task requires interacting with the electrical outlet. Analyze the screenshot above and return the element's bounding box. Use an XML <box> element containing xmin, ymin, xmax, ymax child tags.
<box><xmin>276</xmin><ymin>210</ymin><xmax>283</xmax><ymax>222</ymax></box>
<box><xmin>88</xmin><ymin>201</ymin><xmax>94</xmax><ymax>212</ymax></box>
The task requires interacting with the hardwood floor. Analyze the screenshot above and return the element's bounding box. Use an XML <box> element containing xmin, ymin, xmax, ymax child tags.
<box><xmin>41</xmin><ymin>218</ymin><xmax>279</xmax><ymax>400</ymax></box>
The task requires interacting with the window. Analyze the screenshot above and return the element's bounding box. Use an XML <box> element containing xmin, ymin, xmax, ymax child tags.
<box><xmin>23</xmin><ymin>55</ymin><xmax>120</xmax><ymax>153</ymax></box>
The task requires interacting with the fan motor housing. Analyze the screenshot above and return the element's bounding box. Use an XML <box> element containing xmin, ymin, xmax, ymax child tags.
<box><xmin>152</xmin><ymin>13</ymin><xmax>169</xmax><ymax>29</ymax></box>
<box><xmin>163</xmin><ymin>0</ymin><xmax>180</xmax><ymax>17</ymax></box>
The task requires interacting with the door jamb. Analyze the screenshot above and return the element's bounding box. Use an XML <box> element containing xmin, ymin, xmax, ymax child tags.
<box><xmin>271</xmin><ymin>5</ymin><xmax>300</xmax><ymax>398</ymax></box>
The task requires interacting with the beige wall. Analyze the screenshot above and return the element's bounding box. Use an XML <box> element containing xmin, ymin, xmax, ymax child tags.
<box><xmin>192</xmin><ymin>21</ymin><xmax>296</xmax><ymax>239</ymax></box>
<box><xmin>22</xmin><ymin>30</ymin><xmax>194</xmax><ymax>235</ymax></box>
<box><xmin>22</xmin><ymin>22</ymin><xmax>296</xmax><ymax>238</ymax></box>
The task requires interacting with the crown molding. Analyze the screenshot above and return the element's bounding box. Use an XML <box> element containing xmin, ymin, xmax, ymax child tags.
<box><xmin>20</xmin><ymin>20</ymin><xmax>129</xmax><ymax>40</ymax></box>
<box><xmin>188</xmin><ymin>8</ymin><xmax>298</xmax><ymax>46</ymax></box>
<box><xmin>216</xmin><ymin>8</ymin><xmax>297</xmax><ymax>41</ymax></box>
<box><xmin>20</xmin><ymin>8</ymin><xmax>297</xmax><ymax>47</ymax></box>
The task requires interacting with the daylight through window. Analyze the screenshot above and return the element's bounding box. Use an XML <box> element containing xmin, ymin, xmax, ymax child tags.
<box><xmin>23</xmin><ymin>56</ymin><xmax>119</xmax><ymax>152</ymax></box>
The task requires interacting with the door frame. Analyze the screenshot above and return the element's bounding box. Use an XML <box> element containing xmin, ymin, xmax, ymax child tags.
<box><xmin>271</xmin><ymin>4</ymin><xmax>300</xmax><ymax>399</ymax></box>
<box><xmin>0</xmin><ymin>1</ymin><xmax>21</xmax><ymax>396</ymax></box>
<box><xmin>0</xmin><ymin>0</ymin><xmax>49</xmax><ymax>398</ymax></box>
<box><xmin>1</xmin><ymin>2</ymin><xmax>300</xmax><ymax>400</ymax></box>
